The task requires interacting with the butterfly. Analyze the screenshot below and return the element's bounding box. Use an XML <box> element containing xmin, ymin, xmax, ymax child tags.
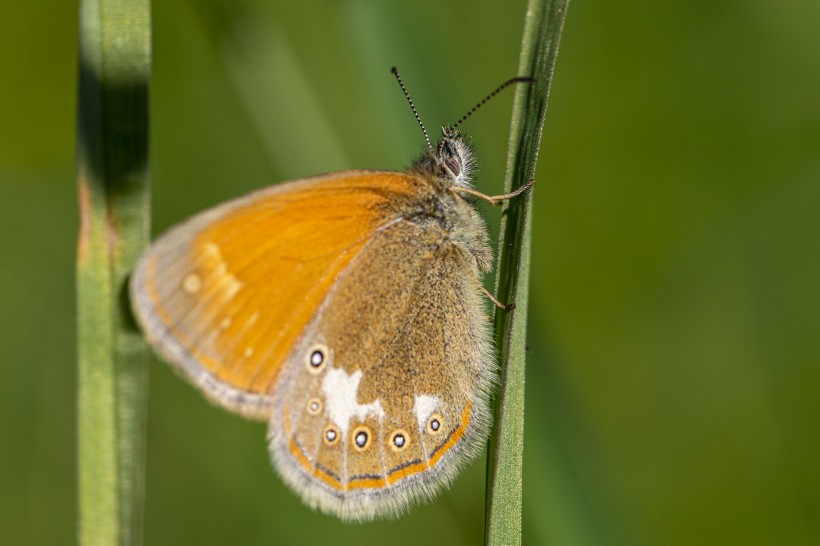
<box><xmin>130</xmin><ymin>68</ymin><xmax>532</xmax><ymax>520</ymax></box>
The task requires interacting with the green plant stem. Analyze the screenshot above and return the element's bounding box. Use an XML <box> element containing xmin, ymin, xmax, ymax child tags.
<box><xmin>485</xmin><ymin>0</ymin><xmax>570</xmax><ymax>544</ymax></box>
<box><xmin>76</xmin><ymin>0</ymin><xmax>151</xmax><ymax>545</ymax></box>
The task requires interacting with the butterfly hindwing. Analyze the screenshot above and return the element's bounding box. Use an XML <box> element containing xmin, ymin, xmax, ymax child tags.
<box><xmin>269</xmin><ymin>217</ymin><xmax>495</xmax><ymax>519</ymax></box>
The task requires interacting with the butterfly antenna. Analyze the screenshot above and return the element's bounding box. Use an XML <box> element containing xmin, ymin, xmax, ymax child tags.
<box><xmin>391</xmin><ymin>67</ymin><xmax>432</xmax><ymax>151</ymax></box>
<box><xmin>450</xmin><ymin>76</ymin><xmax>536</xmax><ymax>131</ymax></box>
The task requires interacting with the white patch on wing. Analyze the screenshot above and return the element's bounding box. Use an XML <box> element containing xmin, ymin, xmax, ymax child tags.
<box><xmin>413</xmin><ymin>394</ymin><xmax>442</xmax><ymax>429</ymax></box>
<box><xmin>321</xmin><ymin>367</ymin><xmax>384</xmax><ymax>436</ymax></box>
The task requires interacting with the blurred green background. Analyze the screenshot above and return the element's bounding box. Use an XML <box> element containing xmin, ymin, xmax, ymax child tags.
<box><xmin>2</xmin><ymin>0</ymin><xmax>819</xmax><ymax>544</ymax></box>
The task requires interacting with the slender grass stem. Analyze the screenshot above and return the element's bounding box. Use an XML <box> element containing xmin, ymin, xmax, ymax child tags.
<box><xmin>485</xmin><ymin>0</ymin><xmax>570</xmax><ymax>544</ymax></box>
<box><xmin>76</xmin><ymin>1</ymin><xmax>151</xmax><ymax>544</ymax></box>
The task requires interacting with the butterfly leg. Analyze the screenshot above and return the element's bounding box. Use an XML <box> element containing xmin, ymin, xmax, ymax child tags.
<box><xmin>480</xmin><ymin>285</ymin><xmax>515</xmax><ymax>311</ymax></box>
<box><xmin>450</xmin><ymin>179</ymin><xmax>534</xmax><ymax>206</ymax></box>
<box><xmin>453</xmin><ymin>246</ymin><xmax>516</xmax><ymax>312</ymax></box>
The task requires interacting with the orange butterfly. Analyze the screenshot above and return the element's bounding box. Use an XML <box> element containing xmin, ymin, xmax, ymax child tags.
<box><xmin>131</xmin><ymin>68</ymin><xmax>532</xmax><ymax>520</ymax></box>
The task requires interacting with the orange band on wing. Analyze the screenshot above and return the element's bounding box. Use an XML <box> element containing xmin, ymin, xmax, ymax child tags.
<box><xmin>286</xmin><ymin>402</ymin><xmax>473</xmax><ymax>491</ymax></box>
<box><xmin>427</xmin><ymin>401</ymin><xmax>471</xmax><ymax>468</ymax></box>
<box><xmin>286</xmin><ymin>437</ymin><xmax>345</xmax><ymax>490</ymax></box>
<box><xmin>347</xmin><ymin>476</ymin><xmax>388</xmax><ymax>490</ymax></box>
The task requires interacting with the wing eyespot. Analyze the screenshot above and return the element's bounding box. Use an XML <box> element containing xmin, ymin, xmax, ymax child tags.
<box><xmin>426</xmin><ymin>414</ymin><xmax>443</xmax><ymax>435</ymax></box>
<box><xmin>307</xmin><ymin>398</ymin><xmax>322</xmax><ymax>415</ymax></box>
<box><xmin>323</xmin><ymin>425</ymin><xmax>339</xmax><ymax>446</ymax></box>
<box><xmin>390</xmin><ymin>430</ymin><xmax>409</xmax><ymax>452</ymax></box>
<box><xmin>352</xmin><ymin>425</ymin><xmax>372</xmax><ymax>451</ymax></box>
<box><xmin>182</xmin><ymin>273</ymin><xmax>201</xmax><ymax>294</ymax></box>
<box><xmin>305</xmin><ymin>344</ymin><xmax>329</xmax><ymax>374</ymax></box>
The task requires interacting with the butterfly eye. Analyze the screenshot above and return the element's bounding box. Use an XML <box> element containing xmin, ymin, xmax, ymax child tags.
<box><xmin>390</xmin><ymin>430</ymin><xmax>409</xmax><ymax>452</ymax></box>
<box><xmin>305</xmin><ymin>344</ymin><xmax>328</xmax><ymax>373</ymax></box>
<box><xmin>323</xmin><ymin>426</ymin><xmax>339</xmax><ymax>446</ymax></box>
<box><xmin>444</xmin><ymin>157</ymin><xmax>462</xmax><ymax>178</ymax></box>
<box><xmin>352</xmin><ymin>426</ymin><xmax>371</xmax><ymax>451</ymax></box>
<box><xmin>426</xmin><ymin>414</ymin><xmax>443</xmax><ymax>435</ymax></box>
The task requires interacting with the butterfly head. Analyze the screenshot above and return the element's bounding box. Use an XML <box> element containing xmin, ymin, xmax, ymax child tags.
<box><xmin>391</xmin><ymin>67</ymin><xmax>533</xmax><ymax>193</ymax></box>
<box><xmin>414</xmin><ymin>127</ymin><xmax>477</xmax><ymax>189</ymax></box>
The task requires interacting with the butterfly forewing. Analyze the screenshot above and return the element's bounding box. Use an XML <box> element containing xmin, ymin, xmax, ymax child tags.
<box><xmin>130</xmin><ymin>171</ymin><xmax>423</xmax><ymax>418</ymax></box>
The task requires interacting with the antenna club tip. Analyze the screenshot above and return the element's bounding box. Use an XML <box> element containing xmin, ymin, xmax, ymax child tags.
<box><xmin>390</xmin><ymin>66</ymin><xmax>399</xmax><ymax>75</ymax></box>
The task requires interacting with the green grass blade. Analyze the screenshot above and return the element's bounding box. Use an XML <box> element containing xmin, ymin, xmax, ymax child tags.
<box><xmin>485</xmin><ymin>0</ymin><xmax>570</xmax><ymax>544</ymax></box>
<box><xmin>76</xmin><ymin>0</ymin><xmax>151</xmax><ymax>544</ymax></box>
